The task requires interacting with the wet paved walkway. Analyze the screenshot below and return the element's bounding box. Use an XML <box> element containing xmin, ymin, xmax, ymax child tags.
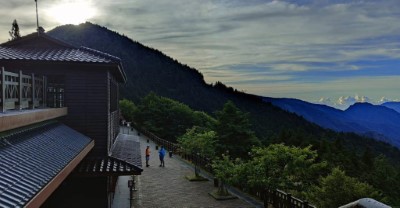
<box><xmin>128</xmin><ymin>128</ymin><xmax>258</xmax><ymax>208</ymax></box>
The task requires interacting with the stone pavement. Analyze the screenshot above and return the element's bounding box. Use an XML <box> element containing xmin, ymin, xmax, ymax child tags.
<box><xmin>112</xmin><ymin>175</ymin><xmax>132</xmax><ymax>208</ymax></box>
<box><xmin>131</xmin><ymin>129</ymin><xmax>258</xmax><ymax>208</ymax></box>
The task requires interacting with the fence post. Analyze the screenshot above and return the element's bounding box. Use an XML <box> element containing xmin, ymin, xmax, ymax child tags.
<box><xmin>273</xmin><ymin>190</ymin><xmax>279</xmax><ymax>208</ymax></box>
<box><xmin>263</xmin><ymin>188</ymin><xmax>269</xmax><ymax>208</ymax></box>
<box><xmin>286</xmin><ymin>193</ymin><xmax>292</xmax><ymax>208</ymax></box>
<box><xmin>303</xmin><ymin>200</ymin><xmax>309</xmax><ymax>208</ymax></box>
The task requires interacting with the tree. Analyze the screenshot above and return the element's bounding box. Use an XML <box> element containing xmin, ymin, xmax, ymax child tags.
<box><xmin>119</xmin><ymin>99</ymin><xmax>137</xmax><ymax>122</ymax></box>
<box><xmin>9</xmin><ymin>19</ymin><xmax>21</xmax><ymax>40</ymax></box>
<box><xmin>368</xmin><ymin>155</ymin><xmax>400</xmax><ymax>205</ymax></box>
<box><xmin>243</xmin><ymin>144</ymin><xmax>326</xmax><ymax>194</ymax></box>
<box><xmin>307</xmin><ymin>168</ymin><xmax>381</xmax><ymax>208</ymax></box>
<box><xmin>133</xmin><ymin>92</ymin><xmax>216</xmax><ymax>142</ymax></box>
<box><xmin>211</xmin><ymin>154</ymin><xmax>236</xmax><ymax>195</ymax></box>
<box><xmin>178</xmin><ymin>126</ymin><xmax>217</xmax><ymax>177</ymax></box>
<box><xmin>177</xmin><ymin>126</ymin><xmax>217</xmax><ymax>159</ymax></box>
<box><xmin>215</xmin><ymin>101</ymin><xmax>260</xmax><ymax>158</ymax></box>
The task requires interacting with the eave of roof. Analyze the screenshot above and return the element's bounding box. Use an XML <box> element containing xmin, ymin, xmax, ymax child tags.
<box><xmin>111</xmin><ymin>134</ymin><xmax>142</xmax><ymax>169</ymax></box>
<box><xmin>0</xmin><ymin>32</ymin><xmax>127</xmax><ymax>83</ymax></box>
<box><xmin>75</xmin><ymin>156</ymin><xmax>142</xmax><ymax>176</ymax></box>
<box><xmin>0</xmin><ymin>122</ymin><xmax>93</xmax><ymax>207</ymax></box>
<box><xmin>75</xmin><ymin>133</ymin><xmax>143</xmax><ymax>176</ymax></box>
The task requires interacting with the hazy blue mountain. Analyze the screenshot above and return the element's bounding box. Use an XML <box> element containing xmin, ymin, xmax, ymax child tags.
<box><xmin>265</xmin><ymin>98</ymin><xmax>400</xmax><ymax>148</ymax></box>
<box><xmin>381</xmin><ymin>102</ymin><xmax>400</xmax><ymax>113</ymax></box>
<box><xmin>345</xmin><ymin>103</ymin><xmax>400</xmax><ymax>147</ymax></box>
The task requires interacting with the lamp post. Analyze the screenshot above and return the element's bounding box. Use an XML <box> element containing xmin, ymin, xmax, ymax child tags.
<box><xmin>195</xmin><ymin>152</ymin><xmax>200</xmax><ymax>177</ymax></box>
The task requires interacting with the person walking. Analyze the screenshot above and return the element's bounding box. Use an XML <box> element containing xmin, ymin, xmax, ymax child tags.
<box><xmin>145</xmin><ymin>146</ymin><xmax>150</xmax><ymax>167</ymax></box>
<box><xmin>159</xmin><ymin>146</ymin><xmax>166</xmax><ymax>167</ymax></box>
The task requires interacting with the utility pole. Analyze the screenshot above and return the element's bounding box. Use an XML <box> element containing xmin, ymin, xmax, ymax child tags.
<box><xmin>35</xmin><ymin>0</ymin><xmax>39</xmax><ymax>34</ymax></box>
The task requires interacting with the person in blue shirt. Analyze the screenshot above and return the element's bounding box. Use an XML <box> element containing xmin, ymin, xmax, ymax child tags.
<box><xmin>159</xmin><ymin>146</ymin><xmax>166</xmax><ymax>167</ymax></box>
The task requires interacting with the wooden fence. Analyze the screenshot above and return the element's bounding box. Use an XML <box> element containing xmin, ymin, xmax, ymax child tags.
<box><xmin>0</xmin><ymin>67</ymin><xmax>46</xmax><ymax>112</ymax></box>
<box><xmin>135</xmin><ymin>125</ymin><xmax>316</xmax><ymax>208</ymax></box>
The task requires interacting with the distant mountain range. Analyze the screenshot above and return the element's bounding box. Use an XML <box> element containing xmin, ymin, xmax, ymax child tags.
<box><xmin>264</xmin><ymin>97</ymin><xmax>400</xmax><ymax>148</ymax></box>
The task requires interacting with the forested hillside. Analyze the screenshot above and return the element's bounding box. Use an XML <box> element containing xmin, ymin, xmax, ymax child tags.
<box><xmin>48</xmin><ymin>22</ymin><xmax>321</xmax><ymax>142</ymax></box>
<box><xmin>121</xmin><ymin>94</ymin><xmax>400</xmax><ymax>206</ymax></box>
<box><xmin>47</xmin><ymin>23</ymin><xmax>400</xmax><ymax>157</ymax></box>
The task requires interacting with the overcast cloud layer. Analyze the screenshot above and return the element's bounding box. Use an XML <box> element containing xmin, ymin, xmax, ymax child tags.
<box><xmin>1</xmin><ymin>0</ymin><xmax>399</xmax><ymax>107</ymax></box>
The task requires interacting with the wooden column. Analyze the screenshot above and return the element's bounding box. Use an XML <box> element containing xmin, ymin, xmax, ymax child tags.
<box><xmin>1</xmin><ymin>67</ymin><xmax>5</xmax><ymax>113</ymax></box>
<box><xmin>42</xmin><ymin>76</ymin><xmax>46</xmax><ymax>108</ymax></box>
<box><xmin>19</xmin><ymin>70</ymin><xmax>23</xmax><ymax>110</ymax></box>
<box><xmin>31</xmin><ymin>73</ymin><xmax>35</xmax><ymax>109</ymax></box>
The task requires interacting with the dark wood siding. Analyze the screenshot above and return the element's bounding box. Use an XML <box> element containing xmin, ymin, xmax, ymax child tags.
<box><xmin>108</xmin><ymin>71</ymin><xmax>120</xmax><ymax>153</ymax></box>
<box><xmin>1</xmin><ymin>61</ymin><xmax>118</xmax><ymax>157</ymax></box>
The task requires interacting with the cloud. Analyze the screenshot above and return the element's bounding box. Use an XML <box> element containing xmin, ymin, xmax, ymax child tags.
<box><xmin>0</xmin><ymin>0</ymin><xmax>399</xmax><ymax>103</ymax></box>
<box><xmin>316</xmin><ymin>95</ymin><xmax>400</xmax><ymax>110</ymax></box>
<box><xmin>377</xmin><ymin>97</ymin><xmax>400</xmax><ymax>104</ymax></box>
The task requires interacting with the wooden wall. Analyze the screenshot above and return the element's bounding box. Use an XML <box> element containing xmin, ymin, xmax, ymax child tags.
<box><xmin>0</xmin><ymin>61</ymin><xmax>120</xmax><ymax>157</ymax></box>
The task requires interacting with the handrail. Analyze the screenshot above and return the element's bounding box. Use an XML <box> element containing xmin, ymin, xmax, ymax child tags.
<box><xmin>1</xmin><ymin>67</ymin><xmax>47</xmax><ymax>112</ymax></box>
<box><xmin>134</xmin><ymin>124</ymin><xmax>316</xmax><ymax>208</ymax></box>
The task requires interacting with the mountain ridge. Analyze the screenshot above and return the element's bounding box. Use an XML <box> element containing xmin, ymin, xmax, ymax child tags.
<box><xmin>47</xmin><ymin>22</ymin><xmax>322</xmax><ymax>141</ymax></box>
<box><xmin>264</xmin><ymin>97</ymin><xmax>400</xmax><ymax>148</ymax></box>
<box><xmin>382</xmin><ymin>102</ymin><xmax>400</xmax><ymax>113</ymax></box>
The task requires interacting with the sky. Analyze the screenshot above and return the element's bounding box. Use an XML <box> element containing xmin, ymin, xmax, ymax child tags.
<box><xmin>0</xmin><ymin>0</ymin><xmax>399</xmax><ymax>109</ymax></box>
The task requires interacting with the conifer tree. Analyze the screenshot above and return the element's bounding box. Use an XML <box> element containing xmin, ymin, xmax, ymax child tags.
<box><xmin>215</xmin><ymin>101</ymin><xmax>260</xmax><ymax>158</ymax></box>
<box><xmin>9</xmin><ymin>19</ymin><xmax>21</xmax><ymax>40</ymax></box>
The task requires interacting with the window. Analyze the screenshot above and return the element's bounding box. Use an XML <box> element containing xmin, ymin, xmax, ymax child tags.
<box><xmin>47</xmin><ymin>76</ymin><xmax>65</xmax><ymax>108</ymax></box>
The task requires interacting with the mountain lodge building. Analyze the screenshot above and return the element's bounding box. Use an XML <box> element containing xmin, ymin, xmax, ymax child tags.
<box><xmin>0</xmin><ymin>31</ymin><xmax>142</xmax><ymax>207</ymax></box>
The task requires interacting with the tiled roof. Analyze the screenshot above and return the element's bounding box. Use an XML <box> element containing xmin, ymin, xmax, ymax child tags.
<box><xmin>0</xmin><ymin>32</ymin><xmax>127</xmax><ymax>83</ymax></box>
<box><xmin>0</xmin><ymin>46</ymin><xmax>120</xmax><ymax>64</ymax></box>
<box><xmin>76</xmin><ymin>134</ymin><xmax>143</xmax><ymax>175</ymax></box>
<box><xmin>111</xmin><ymin>134</ymin><xmax>142</xmax><ymax>168</ymax></box>
<box><xmin>0</xmin><ymin>122</ymin><xmax>92</xmax><ymax>207</ymax></box>
<box><xmin>76</xmin><ymin>156</ymin><xmax>142</xmax><ymax>175</ymax></box>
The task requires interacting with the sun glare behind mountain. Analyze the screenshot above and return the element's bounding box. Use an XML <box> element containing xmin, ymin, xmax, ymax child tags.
<box><xmin>46</xmin><ymin>1</ymin><xmax>96</xmax><ymax>25</ymax></box>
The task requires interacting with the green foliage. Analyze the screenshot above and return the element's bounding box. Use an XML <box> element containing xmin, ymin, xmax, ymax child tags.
<box><xmin>211</xmin><ymin>155</ymin><xmax>237</xmax><ymax>195</ymax></box>
<box><xmin>133</xmin><ymin>92</ymin><xmax>216</xmax><ymax>142</ymax></box>
<box><xmin>215</xmin><ymin>101</ymin><xmax>260</xmax><ymax>158</ymax></box>
<box><xmin>244</xmin><ymin>144</ymin><xmax>326</xmax><ymax>193</ymax></box>
<box><xmin>212</xmin><ymin>155</ymin><xmax>236</xmax><ymax>183</ymax></box>
<box><xmin>366</xmin><ymin>156</ymin><xmax>400</xmax><ymax>205</ymax></box>
<box><xmin>9</xmin><ymin>19</ymin><xmax>21</xmax><ymax>40</ymax></box>
<box><xmin>307</xmin><ymin>168</ymin><xmax>382</xmax><ymax>208</ymax></box>
<box><xmin>177</xmin><ymin>126</ymin><xmax>217</xmax><ymax>158</ymax></box>
<box><xmin>119</xmin><ymin>99</ymin><xmax>137</xmax><ymax>122</ymax></box>
<box><xmin>211</xmin><ymin>144</ymin><xmax>328</xmax><ymax>201</ymax></box>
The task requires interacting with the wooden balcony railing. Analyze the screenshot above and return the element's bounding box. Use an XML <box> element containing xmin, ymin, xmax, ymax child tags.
<box><xmin>1</xmin><ymin>67</ymin><xmax>47</xmax><ymax>112</ymax></box>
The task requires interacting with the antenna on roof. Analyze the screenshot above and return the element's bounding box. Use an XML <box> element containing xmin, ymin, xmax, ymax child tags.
<box><xmin>35</xmin><ymin>0</ymin><xmax>40</xmax><ymax>35</ymax></box>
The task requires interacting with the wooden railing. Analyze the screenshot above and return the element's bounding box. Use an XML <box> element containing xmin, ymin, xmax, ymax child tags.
<box><xmin>135</xmin><ymin>125</ymin><xmax>315</xmax><ymax>208</ymax></box>
<box><xmin>1</xmin><ymin>67</ymin><xmax>46</xmax><ymax>112</ymax></box>
<box><xmin>138</xmin><ymin>128</ymin><xmax>178</xmax><ymax>153</ymax></box>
